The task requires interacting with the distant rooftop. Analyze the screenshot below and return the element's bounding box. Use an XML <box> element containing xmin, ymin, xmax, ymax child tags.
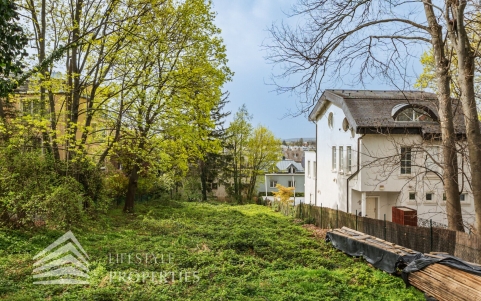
<box><xmin>276</xmin><ymin>159</ymin><xmax>304</xmax><ymax>173</ymax></box>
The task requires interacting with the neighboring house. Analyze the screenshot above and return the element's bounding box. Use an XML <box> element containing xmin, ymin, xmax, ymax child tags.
<box><xmin>12</xmin><ymin>81</ymin><xmax>107</xmax><ymax>161</ymax></box>
<box><xmin>259</xmin><ymin>159</ymin><xmax>305</xmax><ymax>204</ymax></box>
<box><xmin>281</xmin><ymin>145</ymin><xmax>316</xmax><ymax>164</ymax></box>
<box><xmin>305</xmin><ymin>89</ymin><xmax>475</xmax><ymax>227</ymax></box>
<box><xmin>282</xmin><ymin>145</ymin><xmax>305</xmax><ymax>163</ymax></box>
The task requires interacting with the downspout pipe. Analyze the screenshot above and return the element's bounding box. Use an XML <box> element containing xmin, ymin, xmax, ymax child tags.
<box><xmin>346</xmin><ymin>134</ymin><xmax>365</xmax><ymax>213</ymax></box>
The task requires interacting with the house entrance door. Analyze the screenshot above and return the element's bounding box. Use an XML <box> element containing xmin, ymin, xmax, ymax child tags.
<box><xmin>366</xmin><ymin>197</ymin><xmax>377</xmax><ymax>219</ymax></box>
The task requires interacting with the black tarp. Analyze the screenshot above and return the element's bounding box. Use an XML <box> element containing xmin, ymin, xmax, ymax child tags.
<box><xmin>326</xmin><ymin>230</ymin><xmax>423</xmax><ymax>274</ymax></box>
<box><xmin>401</xmin><ymin>254</ymin><xmax>481</xmax><ymax>286</ymax></box>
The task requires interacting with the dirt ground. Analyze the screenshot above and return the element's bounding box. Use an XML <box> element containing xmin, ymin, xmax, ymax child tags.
<box><xmin>302</xmin><ymin>224</ymin><xmax>328</xmax><ymax>240</ymax></box>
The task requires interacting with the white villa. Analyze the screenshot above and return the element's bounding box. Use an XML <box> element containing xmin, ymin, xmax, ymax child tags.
<box><xmin>304</xmin><ymin>90</ymin><xmax>475</xmax><ymax>227</ymax></box>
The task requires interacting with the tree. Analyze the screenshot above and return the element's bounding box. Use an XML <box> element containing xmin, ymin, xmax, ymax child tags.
<box><xmin>224</xmin><ymin>105</ymin><xmax>253</xmax><ymax>203</ymax></box>
<box><xmin>265</xmin><ymin>0</ymin><xmax>467</xmax><ymax>231</ymax></box>
<box><xmin>273</xmin><ymin>184</ymin><xmax>294</xmax><ymax>205</ymax></box>
<box><xmin>0</xmin><ymin>0</ymin><xmax>28</xmax><ymax>120</ymax></box>
<box><xmin>20</xmin><ymin>0</ymin><xmax>153</xmax><ymax>160</ymax></box>
<box><xmin>245</xmin><ymin>126</ymin><xmax>282</xmax><ymax>200</ymax></box>
<box><xmin>116</xmin><ymin>0</ymin><xmax>231</xmax><ymax>212</ymax></box>
<box><xmin>198</xmin><ymin>92</ymin><xmax>230</xmax><ymax>201</ymax></box>
<box><xmin>442</xmin><ymin>3</ymin><xmax>481</xmax><ymax>234</ymax></box>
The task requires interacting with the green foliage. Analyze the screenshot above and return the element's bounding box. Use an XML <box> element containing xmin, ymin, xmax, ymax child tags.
<box><xmin>223</xmin><ymin>107</ymin><xmax>282</xmax><ymax>203</ymax></box>
<box><xmin>0</xmin><ymin>149</ymin><xmax>109</xmax><ymax>229</ymax></box>
<box><xmin>43</xmin><ymin>177</ymin><xmax>89</xmax><ymax>229</ymax></box>
<box><xmin>0</xmin><ymin>0</ymin><xmax>28</xmax><ymax>96</ymax></box>
<box><xmin>0</xmin><ymin>201</ymin><xmax>424</xmax><ymax>300</ymax></box>
<box><xmin>103</xmin><ymin>168</ymin><xmax>129</xmax><ymax>199</ymax></box>
<box><xmin>182</xmin><ymin>176</ymin><xmax>203</xmax><ymax>202</ymax></box>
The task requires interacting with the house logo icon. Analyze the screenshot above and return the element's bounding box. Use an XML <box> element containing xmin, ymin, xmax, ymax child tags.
<box><xmin>32</xmin><ymin>231</ymin><xmax>89</xmax><ymax>285</ymax></box>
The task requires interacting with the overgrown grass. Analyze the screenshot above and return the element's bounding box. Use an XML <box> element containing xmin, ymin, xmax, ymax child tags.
<box><xmin>0</xmin><ymin>200</ymin><xmax>424</xmax><ymax>300</ymax></box>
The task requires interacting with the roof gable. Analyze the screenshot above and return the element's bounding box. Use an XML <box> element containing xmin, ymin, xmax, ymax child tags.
<box><xmin>309</xmin><ymin>89</ymin><xmax>466</xmax><ymax>137</ymax></box>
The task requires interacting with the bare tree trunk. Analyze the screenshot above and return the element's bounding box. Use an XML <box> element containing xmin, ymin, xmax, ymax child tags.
<box><xmin>424</xmin><ymin>1</ymin><xmax>464</xmax><ymax>231</ymax></box>
<box><xmin>199</xmin><ymin>159</ymin><xmax>208</xmax><ymax>201</ymax></box>
<box><xmin>124</xmin><ymin>164</ymin><xmax>139</xmax><ymax>213</ymax></box>
<box><xmin>448</xmin><ymin>1</ymin><xmax>481</xmax><ymax>234</ymax></box>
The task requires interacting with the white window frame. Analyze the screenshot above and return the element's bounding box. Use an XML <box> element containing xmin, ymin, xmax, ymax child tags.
<box><xmin>288</xmin><ymin>180</ymin><xmax>296</xmax><ymax>188</ymax></box>
<box><xmin>313</xmin><ymin>161</ymin><xmax>317</xmax><ymax>179</ymax></box>
<box><xmin>425</xmin><ymin>192</ymin><xmax>436</xmax><ymax>204</ymax></box>
<box><xmin>407</xmin><ymin>191</ymin><xmax>416</xmax><ymax>204</ymax></box>
<box><xmin>307</xmin><ymin>161</ymin><xmax>311</xmax><ymax>178</ymax></box>
<box><xmin>339</xmin><ymin>146</ymin><xmax>344</xmax><ymax>173</ymax></box>
<box><xmin>269</xmin><ymin>180</ymin><xmax>277</xmax><ymax>188</ymax></box>
<box><xmin>347</xmin><ymin>146</ymin><xmax>352</xmax><ymax>173</ymax></box>
<box><xmin>460</xmin><ymin>192</ymin><xmax>470</xmax><ymax>205</ymax></box>
<box><xmin>400</xmin><ymin>147</ymin><xmax>412</xmax><ymax>175</ymax></box>
<box><xmin>332</xmin><ymin>146</ymin><xmax>337</xmax><ymax>172</ymax></box>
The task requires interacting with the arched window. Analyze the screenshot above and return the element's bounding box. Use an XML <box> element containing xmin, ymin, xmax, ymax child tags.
<box><xmin>328</xmin><ymin>112</ymin><xmax>334</xmax><ymax>128</ymax></box>
<box><xmin>342</xmin><ymin>118</ymin><xmax>349</xmax><ymax>131</ymax></box>
<box><xmin>392</xmin><ymin>104</ymin><xmax>436</xmax><ymax>122</ymax></box>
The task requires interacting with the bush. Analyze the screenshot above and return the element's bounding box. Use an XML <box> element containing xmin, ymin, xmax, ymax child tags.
<box><xmin>43</xmin><ymin>177</ymin><xmax>89</xmax><ymax>229</ymax></box>
<box><xmin>0</xmin><ymin>149</ymin><xmax>107</xmax><ymax>229</ymax></box>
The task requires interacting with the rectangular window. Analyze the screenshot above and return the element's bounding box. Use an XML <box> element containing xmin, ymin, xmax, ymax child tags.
<box><xmin>460</xmin><ymin>193</ymin><xmax>467</xmax><ymax>201</ymax></box>
<box><xmin>426</xmin><ymin>193</ymin><xmax>433</xmax><ymax>201</ymax></box>
<box><xmin>307</xmin><ymin>161</ymin><xmax>311</xmax><ymax>178</ymax></box>
<box><xmin>401</xmin><ymin>147</ymin><xmax>412</xmax><ymax>174</ymax></box>
<box><xmin>22</xmin><ymin>99</ymin><xmax>42</xmax><ymax>115</ymax></box>
<box><xmin>409</xmin><ymin>192</ymin><xmax>416</xmax><ymax>201</ymax></box>
<box><xmin>314</xmin><ymin>162</ymin><xmax>317</xmax><ymax>179</ymax></box>
<box><xmin>347</xmin><ymin>146</ymin><xmax>352</xmax><ymax>172</ymax></box>
<box><xmin>269</xmin><ymin>180</ymin><xmax>277</xmax><ymax>188</ymax></box>
<box><xmin>339</xmin><ymin>146</ymin><xmax>344</xmax><ymax>171</ymax></box>
<box><xmin>332</xmin><ymin>146</ymin><xmax>337</xmax><ymax>170</ymax></box>
<box><xmin>288</xmin><ymin>181</ymin><xmax>296</xmax><ymax>187</ymax></box>
<box><xmin>443</xmin><ymin>193</ymin><xmax>446</xmax><ymax>201</ymax></box>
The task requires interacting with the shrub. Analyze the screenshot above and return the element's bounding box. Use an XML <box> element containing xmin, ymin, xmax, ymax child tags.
<box><xmin>43</xmin><ymin>177</ymin><xmax>89</xmax><ymax>229</ymax></box>
<box><xmin>0</xmin><ymin>149</ymin><xmax>105</xmax><ymax>229</ymax></box>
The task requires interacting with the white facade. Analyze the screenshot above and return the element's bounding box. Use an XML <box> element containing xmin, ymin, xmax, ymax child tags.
<box><xmin>304</xmin><ymin>151</ymin><xmax>317</xmax><ymax>205</ymax></box>
<box><xmin>305</xmin><ymin>90</ymin><xmax>475</xmax><ymax>228</ymax></box>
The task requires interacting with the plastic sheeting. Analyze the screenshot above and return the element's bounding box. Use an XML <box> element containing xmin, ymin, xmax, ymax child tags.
<box><xmin>326</xmin><ymin>230</ymin><xmax>423</xmax><ymax>274</ymax></box>
<box><xmin>401</xmin><ymin>254</ymin><xmax>481</xmax><ymax>286</ymax></box>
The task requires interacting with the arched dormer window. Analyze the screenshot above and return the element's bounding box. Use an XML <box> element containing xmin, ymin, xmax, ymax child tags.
<box><xmin>392</xmin><ymin>104</ymin><xmax>436</xmax><ymax>122</ymax></box>
<box><xmin>328</xmin><ymin>112</ymin><xmax>334</xmax><ymax>128</ymax></box>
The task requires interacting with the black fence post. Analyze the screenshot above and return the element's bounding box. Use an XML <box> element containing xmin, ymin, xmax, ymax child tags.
<box><xmin>430</xmin><ymin>219</ymin><xmax>433</xmax><ymax>252</ymax></box>
<box><xmin>356</xmin><ymin>209</ymin><xmax>357</xmax><ymax>231</ymax></box>
<box><xmin>384</xmin><ymin>213</ymin><xmax>387</xmax><ymax>241</ymax></box>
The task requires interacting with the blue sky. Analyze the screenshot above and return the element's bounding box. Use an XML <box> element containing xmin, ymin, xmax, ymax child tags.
<box><xmin>212</xmin><ymin>0</ymin><xmax>316</xmax><ymax>140</ymax></box>
<box><xmin>211</xmin><ymin>0</ymin><xmax>426</xmax><ymax>140</ymax></box>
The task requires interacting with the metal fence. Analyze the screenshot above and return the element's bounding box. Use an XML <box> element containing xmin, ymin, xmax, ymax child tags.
<box><xmin>266</xmin><ymin>201</ymin><xmax>481</xmax><ymax>264</ymax></box>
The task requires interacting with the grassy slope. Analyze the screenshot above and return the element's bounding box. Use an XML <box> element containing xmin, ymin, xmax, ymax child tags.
<box><xmin>0</xmin><ymin>200</ymin><xmax>424</xmax><ymax>301</ymax></box>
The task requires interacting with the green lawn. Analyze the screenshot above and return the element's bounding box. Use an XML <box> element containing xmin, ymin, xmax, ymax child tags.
<box><xmin>0</xmin><ymin>200</ymin><xmax>424</xmax><ymax>300</ymax></box>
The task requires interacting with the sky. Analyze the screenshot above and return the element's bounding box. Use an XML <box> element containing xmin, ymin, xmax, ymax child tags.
<box><xmin>210</xmin><ymin>0</ymin><xmax>426</xmax><ymax>141</ymax></box>
<box><xmin>211</xmin><ymin>0</ymin><xmax>315</xmax><ymax>140</ymax></box>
